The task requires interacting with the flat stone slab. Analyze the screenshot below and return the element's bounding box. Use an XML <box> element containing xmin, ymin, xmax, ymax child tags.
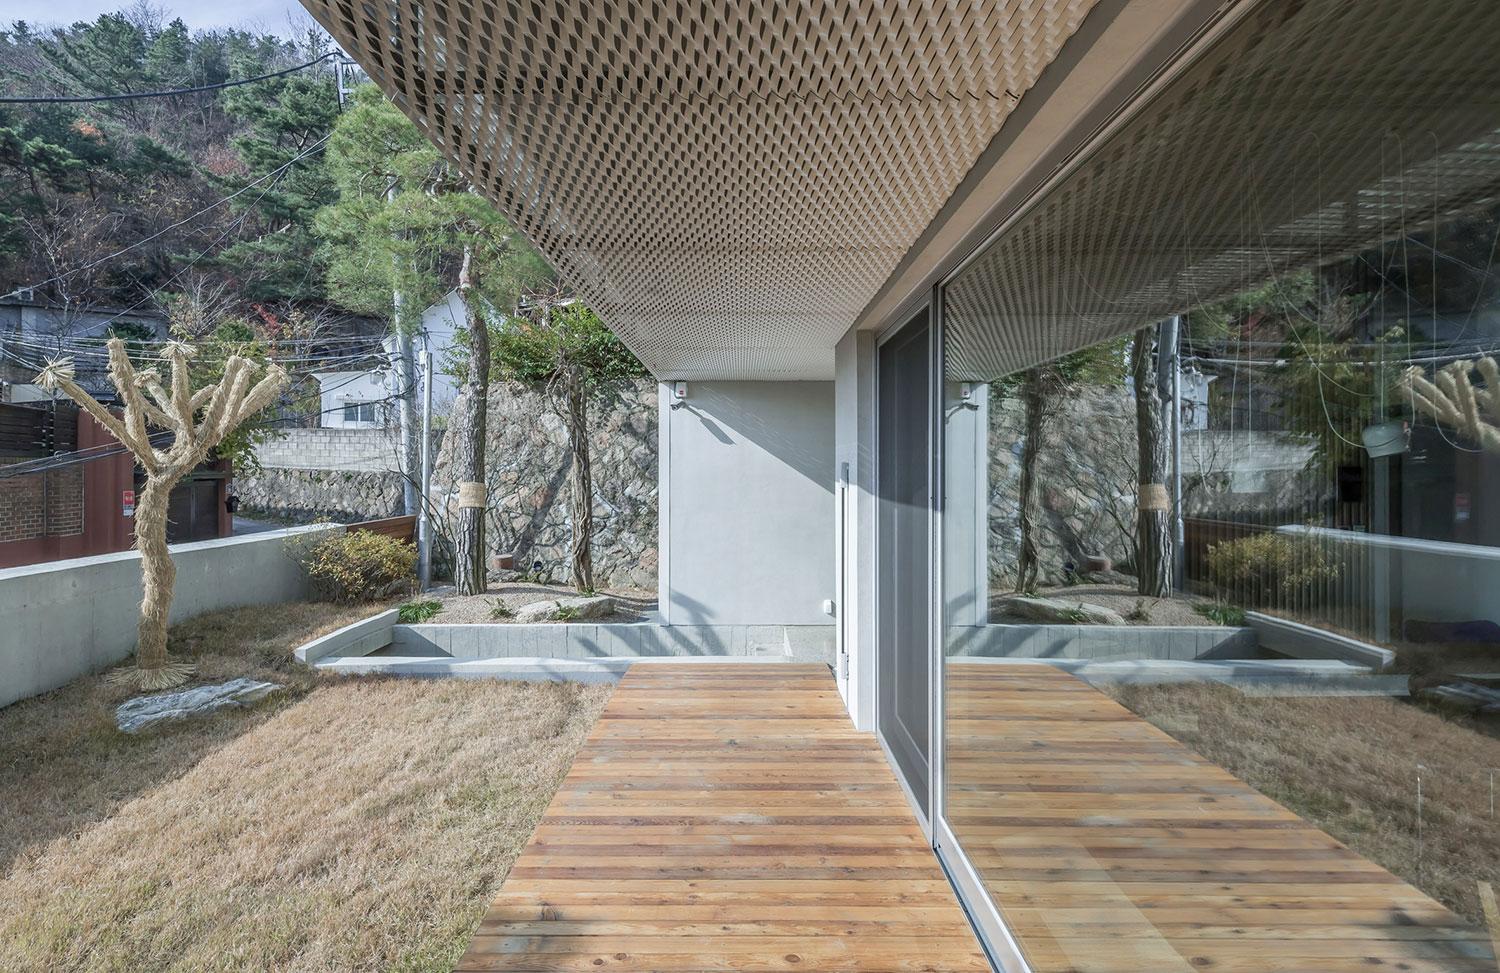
<box><xmin>116</xmin><ymin>677</ymin><xmax>283</xmax><ymax>733</ymax></box>
<box><xmin>1421</xmin><ymin>680</ymin><xmax>1500</xmax><ymax>714</ymax></box>
<box><xmin>513</xmin><ymin>594</ymin><xmax>616</xmax><ymax>624</ymax></box>
<box><xmin>994</xmin><ymin>595</ymin><xmax>1126</xmax><ymax>626</ymax></box>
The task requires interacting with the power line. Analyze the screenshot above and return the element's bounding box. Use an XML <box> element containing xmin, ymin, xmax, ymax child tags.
<box><xmin>0</xmin><ymin>52</ymin><xmax>340</xmax><ymax>105</ymax></box>
<box><xmin>0</xmin><ymin>384</ymin><xmax>410</xmax><ymax>479</ymax></box>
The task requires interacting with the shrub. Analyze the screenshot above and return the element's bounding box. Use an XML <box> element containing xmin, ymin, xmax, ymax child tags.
<box><xmin>298</xmin><ymin>531</ymin><xmax>417</xmax><ymax>603</ymax></box>
<box><xmin>1205</xmin><ymin>530</ymin><xmax>1341</xmax><ymax>606</ymax></box>
<box><xmin>488</xmin><ymin>600</ymin><xmax>515</xmax><ymax>620</ymax></box>
<box><xmin>397</xmin><ymin>599</ymin><xmax>442</xmax><ymax>623</ymax></box>
<box><xmin>1194</xmin><ymin>601</ymin><xmax>1246</xmax><ymax>627</ymax></box>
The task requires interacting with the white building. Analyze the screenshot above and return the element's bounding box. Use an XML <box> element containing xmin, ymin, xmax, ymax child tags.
<box><xmin>312</xmin><ymin>290</ymin><xmax>466</xmax><ymax>428</ymax></box>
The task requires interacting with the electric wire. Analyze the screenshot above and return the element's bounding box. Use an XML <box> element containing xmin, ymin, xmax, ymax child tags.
<box><xmin>0</xmin><ymin>52</ymin><xmax>340</xmax><ymax>105</ymax></box>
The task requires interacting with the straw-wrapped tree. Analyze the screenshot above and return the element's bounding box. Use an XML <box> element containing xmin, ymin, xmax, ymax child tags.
<box><xmin>1402</xmin><ymin>357</ymin><xmax>1500</xmax><ymax>454</ymax></box>
<box><xmin>37</xmin><ymin>338</ymin><xmax>288</xmax><ymax>690</ymax></box>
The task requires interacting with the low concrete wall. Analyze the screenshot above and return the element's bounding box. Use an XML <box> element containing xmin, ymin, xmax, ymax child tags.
<box><xmin>390</xmin><ymin>622</ymin><xmax>835</xmax><ymax>663</ymax></box>
<box><xmin>0</xmin><ymin>524</ymin><xmax>338</xmax><ymax>709</ymax></box>
<box><xmin>317</xmin><ymin>655</ymin><xmax>797</xmax><ymax>684</ymax></box>
<box><xmin>946</xmin><ymin>624</ymin><xmax>1257</xmax><ymax>661</ymax></box>
<box><xmin>295</xmin><ymin>608</ymin><xmax>397</xmax><ymax>664</ymax></box>
<box><xmin>1246</xmin><ymin>611</ymin><xmax>1396</xmax><ymax>671</ymax></box>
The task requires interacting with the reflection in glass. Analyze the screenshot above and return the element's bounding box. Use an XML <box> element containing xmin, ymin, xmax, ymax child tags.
<box><xmin>938</xmin><ymin>0</ymin><xmax>1500</xmax><ymax>966</ymax></box>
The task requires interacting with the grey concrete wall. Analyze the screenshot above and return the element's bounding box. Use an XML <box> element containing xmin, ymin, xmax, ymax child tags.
<box><xmin>0</xmin><ymin>525</ymin><xmax>338</xmax><ymax>709</ymax></box>
<box><xmin>660</xmin><ymin>381</ymin><xmax>835</xmax><ymax>625</ymax></box>
<box><xmin>1245</xmin><ymin>611</ymin><xmax>1395</xmax><ymax>671</ymax></box>
<box><xmin>295</xmin><ymin>608</ymin><xmax>397</xmax><ymax>663</ymax></box>
<box><xmin>390</xmin><ymin>622</ymin><xmax>835</xmax><ymax>662</ymax></box>
<box><xmin>945</xmin><ymin>623</ymin><xmax>1257</xmax><ymax>661</ymax></box>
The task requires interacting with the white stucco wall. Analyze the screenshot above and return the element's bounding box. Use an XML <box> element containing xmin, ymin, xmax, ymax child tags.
<box><xmin>0</xmin><ymin>525</ymin><xmax>338</xmax><ymax>709</ymax></box>
<box><xmin>659</xmin><ymin>380</ymin><xmax>835</xmax><ymax>626</ymax></box>
<box><xmin>316</xmin><ymin>370</ymin><xmax>389</xmax><ymax>428</ymax></box>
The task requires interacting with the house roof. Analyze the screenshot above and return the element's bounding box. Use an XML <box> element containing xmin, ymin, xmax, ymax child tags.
<box><xmin>297</xmin><ymin>0</ymin><xmax>1099</xmax><ymax>379</ymax></box>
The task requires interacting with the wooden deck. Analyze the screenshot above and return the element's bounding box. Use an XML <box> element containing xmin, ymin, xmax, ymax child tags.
<box><xmin>456</xmin><ymin>662</ymin><xmax>990</xmax><ymax>972</ymax></box>
<box><xmin>946</xmin><ymin>663</ymin><xmax>1497</xmax><ymax>973</ymax></box>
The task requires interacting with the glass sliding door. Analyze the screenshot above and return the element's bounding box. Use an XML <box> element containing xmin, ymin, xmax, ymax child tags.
<box><xmin>876</xmin><ymin>310</ymin><xmax>932</xmax><ymax>820</ymax></box>
<box><xmin>931</xmin><ymin>0</ymin><xmax>1500</xmax><ymax>967</ymax></box>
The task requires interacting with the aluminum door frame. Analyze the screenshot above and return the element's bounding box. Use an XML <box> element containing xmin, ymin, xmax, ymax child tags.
<box><xmin>871</xmin><ymin>304</ymin><xmax>935</xmax><ymax>837</ymax></box>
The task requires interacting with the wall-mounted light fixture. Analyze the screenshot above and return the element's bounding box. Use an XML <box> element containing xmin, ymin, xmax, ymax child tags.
<box><xmin>1361</xmin><ymin>419</ymin><xmax>1410</xmax><ymax>458</ymax></box>
<box><xmin>670</xmin><ymin>380</ymin><xmax>689</xmax><ymax>410</ymax></box>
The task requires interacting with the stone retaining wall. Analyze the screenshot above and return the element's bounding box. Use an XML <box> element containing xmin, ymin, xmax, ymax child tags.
<box><xmin>235</xmin><ymin>468</ymin><xmax>407</xmax><ymax>524</ymax></box>
<box><xmin>431</xmin><ymin>379</ymin><xmax>658</xmax><ymax>589</ymax></box>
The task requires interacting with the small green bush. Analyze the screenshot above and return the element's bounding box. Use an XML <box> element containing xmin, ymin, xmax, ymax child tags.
<box><xmin>1194</xmin><ymin>601</ymin><xmax>1246</xmax><ymax>627</ymax></box>
<box><xmin>488</xmin><ymin>600</ymin><xmax>514</xmax><ymax>620</ymax></box>
<box><xmin>298</xmin><ymin>531</ymin><xmax>417</xmax><ymax>603</ymax></box>
<box><xmin>397</xmin><ymin>599</ymin><xmax>442</xmax><ymax>623</ymax></box>
<box><xmin>1205</xmin><ymin>530</ymin><xmax>1340</xmax><ymax>606</ymax></box>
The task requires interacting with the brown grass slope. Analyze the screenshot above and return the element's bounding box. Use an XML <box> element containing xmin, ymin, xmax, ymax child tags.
<box><xmin>0</xmin><ymin>603</ymin><xmax>610</xmax><ymax>973</ymax></box>
<box><xmin>1110</xmin><ymin>682</ymin><xmax>1500</xmax><ymax>926</ymax></box>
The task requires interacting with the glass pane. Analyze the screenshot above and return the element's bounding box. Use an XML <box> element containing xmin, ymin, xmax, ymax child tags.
<box><xmin>939</xmin><ymin>0</ymin><xmax>1500</xmax><ymax>966</ymax></box>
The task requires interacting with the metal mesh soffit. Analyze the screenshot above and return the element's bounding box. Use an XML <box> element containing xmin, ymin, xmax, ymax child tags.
<box><xmin>944</xmin><ymin>0</ymin><xmax>1500</xmax><ymax>381</ymax></box>
<box><xmin>298</xmin><ymin>0</ymin><xmax>1099</xmax><ymax>379</ymax></box>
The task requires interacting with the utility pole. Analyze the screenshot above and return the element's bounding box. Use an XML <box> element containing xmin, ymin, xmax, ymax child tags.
<box><xmin>1158</xmin><ymin>314</ymin><xmax>1184</xmax><ymax>591</ymax></box>
<box><xmin>418</xmin><ymin>348</ymin><xmax>434</xmax><ymax>590</ymax></box>
<box><xmin>388</xmin><ymin>177</ymin><xmax>418</xmax><ymax>516</ymax></box>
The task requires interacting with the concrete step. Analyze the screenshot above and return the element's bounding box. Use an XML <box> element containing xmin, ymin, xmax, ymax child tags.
<box><xmin>962</xmin><ymin>657</ymin><xmax>1408</xmax><ymax>696</ymax></box>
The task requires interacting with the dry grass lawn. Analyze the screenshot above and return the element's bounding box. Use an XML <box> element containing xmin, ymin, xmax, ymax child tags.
<box><xmin>0</xmin><ymin>602</ymin><xmax>611</xmax><ymax>972</ymax></box>
<box><xmin>1109</xmin><ymin>682</ymin><xmax>1500</xmax><ymax>926</ymax></box>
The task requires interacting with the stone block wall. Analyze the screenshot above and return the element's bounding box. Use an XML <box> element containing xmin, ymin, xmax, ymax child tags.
<box><xmin>985</xmin><ymin>386</ymin><xmax>1322</xmax><ymax>586</ymax></box>
<box><xmin>235</xmin><ymin>467</ymin><xmax>407</xmax><ymax>525</ymax></box>
<box><xmin>431</xmin><ymin>380</ymin><xmax>657</xmax><ymax>589</ymax></box>
<box><xmin>250</xmin><ymin>427</ymin><xmax>412</xmax><ymax>472</ymax></box>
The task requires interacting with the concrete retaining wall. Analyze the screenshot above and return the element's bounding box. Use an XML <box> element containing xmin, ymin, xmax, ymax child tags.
<box><xmin>390</xmin><ymin>622</ymin><xmax>835</xmax><ymax>663</ymax></box>
<box><xmin>946</xmin><ymin>624</ymin><xmax>1257</xmax><ymax>661</ymax></box>
<box><xmin>0</xmin><ymin>524</ymin><xmax>338</xmax><ymax>709</ymax></box>
<box><xmin>1246</xmin><ymin>611</ymin><xmax>1396</xmax><ymax>671</ymax></box>
<box><xmin>295</xmin><ymin>608</ymin><xmax>398</xmax><ymax>664</ymax></box>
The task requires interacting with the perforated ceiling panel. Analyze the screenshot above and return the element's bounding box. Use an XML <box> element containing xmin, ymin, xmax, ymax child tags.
<box><xmin>944</xmin><ymin>0</ymin><xmax>1500</xmax><ymax>380</ymax></box>
<box><xmin>298</xmin><ymin>0</ymin><xmax>1099</xmax><ymax>378</ymax></box>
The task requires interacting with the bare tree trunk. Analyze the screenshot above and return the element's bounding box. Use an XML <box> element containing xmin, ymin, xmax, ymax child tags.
<box><xmin>453</xmin><ymin>249</ymin><xmax>489</xmax><ymax>595</ymax></box>
<box><xmin>1014</xmin><ymin>367</ymin><xmax>1045</xmax><ymax>593</ymax></box>
<box><xmin>1133</xmin><ymin>326</ymin><xmax>1173</xmax><ymax>597</ymax></box>
<box><xmin>564</xmin><ymin>364</ymin><xmax>594</xmax><ymax>593</ymax></box>
<box><xmin>133</xmin><ymin>476</ymin><xmax>185</xmax><ymax>687</ymax></box>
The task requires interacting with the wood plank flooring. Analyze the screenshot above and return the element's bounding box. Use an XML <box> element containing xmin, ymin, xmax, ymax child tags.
<box><xmin>945</xmin><ymin>662</ymin><xmax>1497</xmax><ymax>973</ymax></box>
<box><xmin>455</xmin><ymin>663</ymin><xmax>990</xmax><ymax>972</ymax></box>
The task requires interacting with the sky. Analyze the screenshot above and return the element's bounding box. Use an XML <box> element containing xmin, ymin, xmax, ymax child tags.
<box><xmin>9</xmin><ymin>0</ymin><xmax>313</xmax><ymax>34</ymax></box>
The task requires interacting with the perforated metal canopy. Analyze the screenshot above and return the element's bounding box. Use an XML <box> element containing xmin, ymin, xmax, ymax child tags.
<box><xmin>944</xmin><ymin>0</ymin><xmax>1500</xmax><ymax>381</ymax></box>
<box><xmin>298</xmin><ymin>0</ymin><xmax>1099</xmax><ymax>378</ymax></box>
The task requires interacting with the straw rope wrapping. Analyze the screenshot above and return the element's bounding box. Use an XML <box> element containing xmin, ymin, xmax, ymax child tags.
<box><xmin>1401</xmin><ymin>357</ymin><xmax>1500</xmax><ymax>454</ymax></box>
<box><xmin>36</xmin><ymin>339</ymin><xmax>289</xmax><ymax>690</ymax></box>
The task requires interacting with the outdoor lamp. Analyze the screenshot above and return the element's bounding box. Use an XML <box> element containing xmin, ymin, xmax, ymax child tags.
<box><xmin>1361</xmin><ymin>420</ymin><xmax>1409</xmax><ymax>458</ymax></box>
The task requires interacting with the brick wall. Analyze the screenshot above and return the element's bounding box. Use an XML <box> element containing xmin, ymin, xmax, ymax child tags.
<box><xmin>0</xmin><ymin>458</ymin><xmax>84</xmax><ymax>543</ymax></box>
